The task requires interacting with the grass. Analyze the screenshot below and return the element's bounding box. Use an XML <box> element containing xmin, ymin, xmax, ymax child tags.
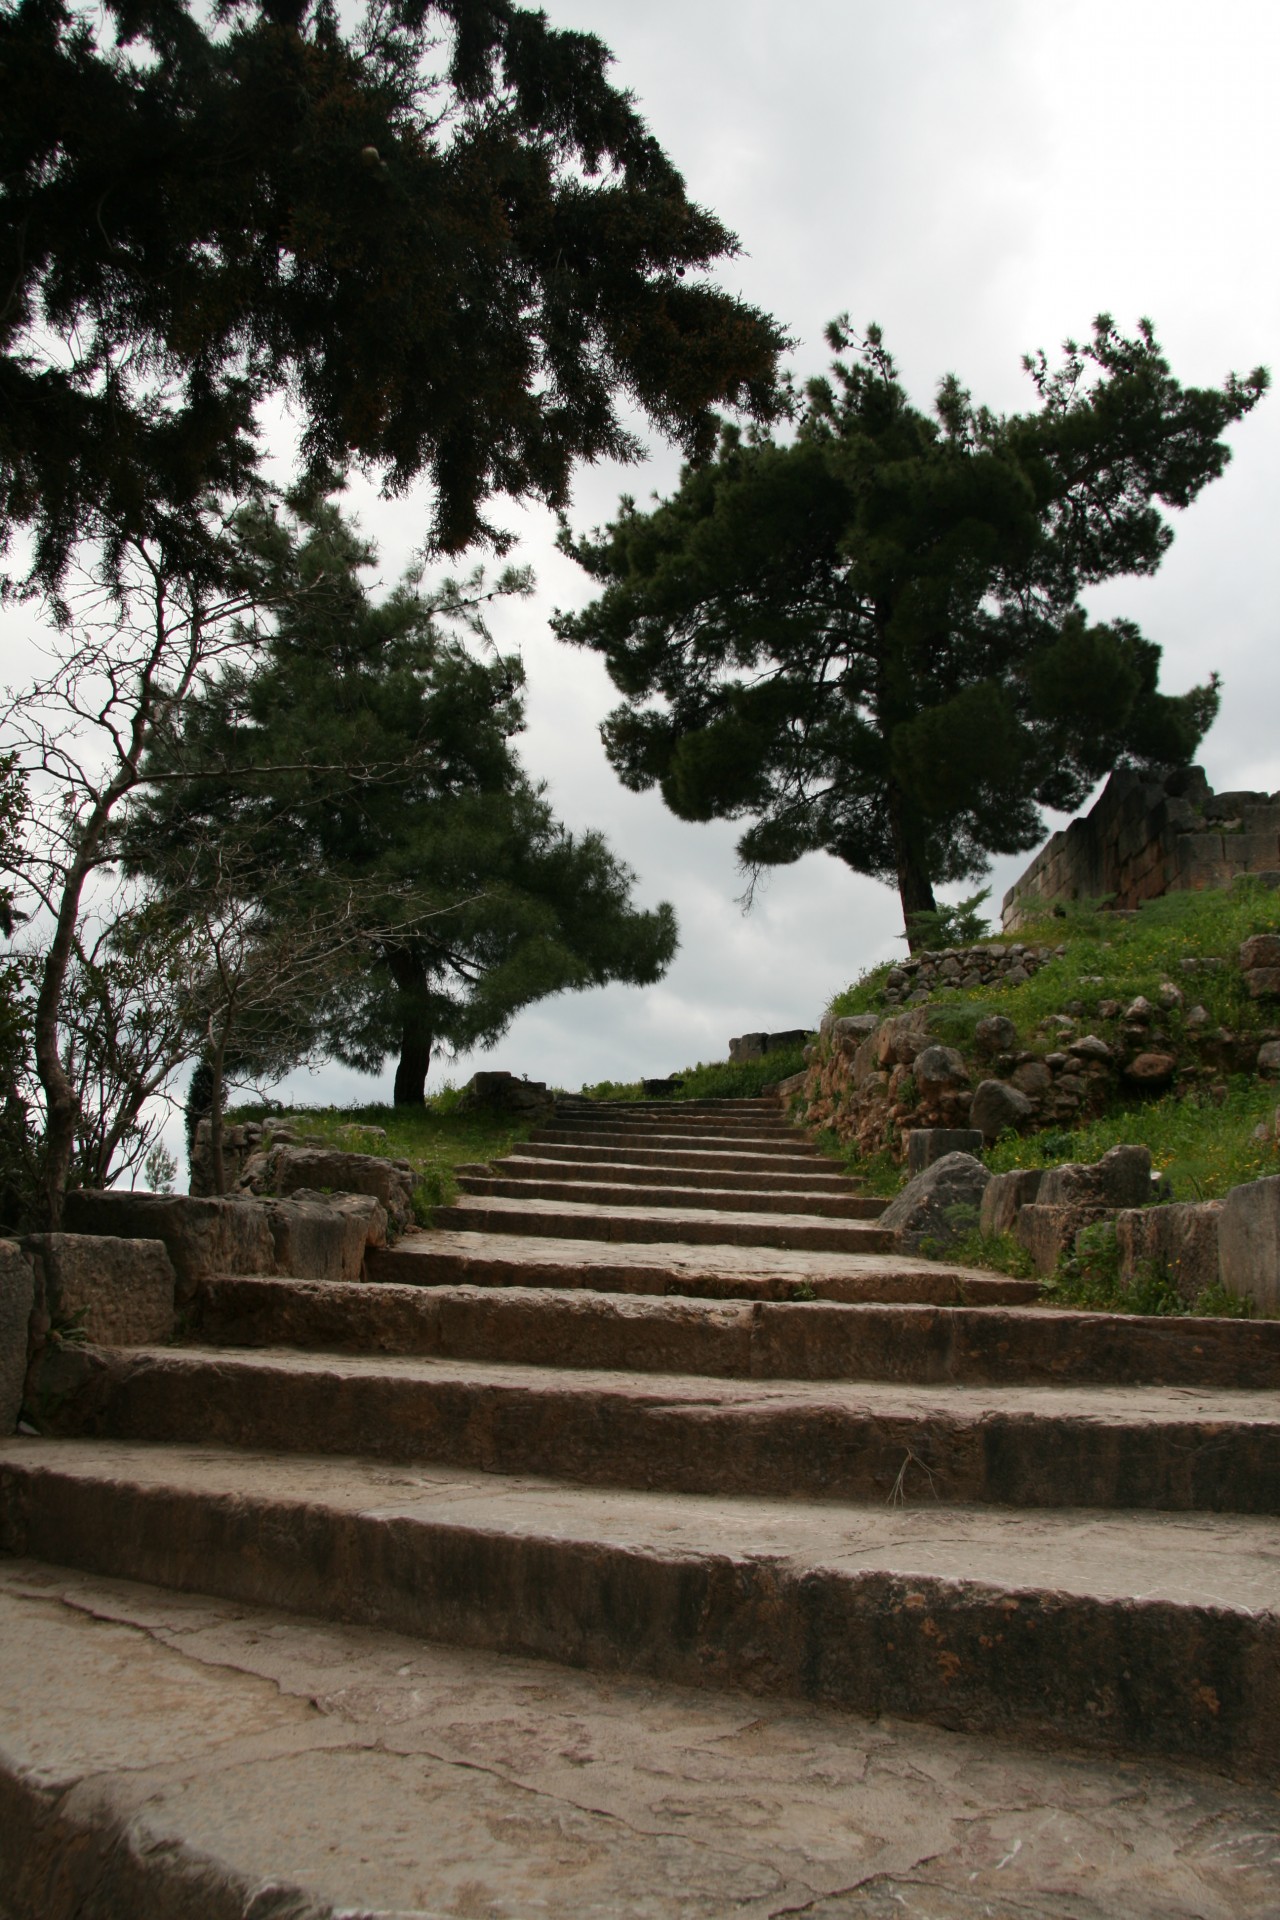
<box><xmin>582</xmin><ymin>1044</ymin><xmax>809</xmax><ymax>1104</ymax></box>
<box><xmin>227</xmin><ymin>1094</ymin><xmax>537</xmax><ymax>1219</ymax></box>
<box><xmin>827</xmin><ymin>883</ymin><xmax>1280</xmax><ymax>1050</ymax></box>
<box><xmin>981</xmin><ymin>1075</ymin><xmax>1278</xmax><ymax>1200</ymax></box>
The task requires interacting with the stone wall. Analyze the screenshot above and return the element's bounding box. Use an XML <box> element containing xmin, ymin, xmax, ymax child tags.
<box><xmin>1002</xmin><ymin>766</ymin><xmax>1280</xmax><ymax>931</ymax></box>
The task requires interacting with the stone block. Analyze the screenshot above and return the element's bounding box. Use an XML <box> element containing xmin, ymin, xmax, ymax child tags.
<box><xmin>1010</xmin><ymin>1060</ymin><xmax>1052</xmax><ymax>1097</ymax></box>
<box><xmin>879</xmin><ymin>1152</ymin><xmax>990</xmax><ymax>1255</ymax></box>
<box><xmin>1219</xmin><ymin>1177</ymin><xmax>1280</xmax><ymax>1315</ymax></box>
<box><xmin>1245</xmin><ymin>968</ymin><xmax>1280</xmax><ymax>1001</ymax></box>
<box><xmin>1241</xmin><ymin>934</ymin><xmax>1280</xmax><ymax>972</ymax></box>
<box><xmin>266</xmin><ymin>1147</ymin><xmax>417</xmax><ymax>1237</ymax></box>
<box><xmin>904</xmin><ymin>1129</ymin><xmax>984</xmax><ymax>1176</ymax></box>
<box><xmin>1113</xmin><ymin>1203</ymin><xmax>1223</xmax><ymax>1306</ymax></box>
<box><xmin>1257</xmin><ymin>1043</ymin><xmax>1280</xmax><ymax>1079</ymax></box>
<box><xmin>1015</xmin><ymin>1203</ymin><xmax>1108</xmax><ymax>1277</ymax></box>
<box><xmin>460</xmin><ymin>1072</ymin><xmax>555</xmax><ymax>1120</ymax></box>
<box><xmin>62</xmin><ymin>1191</ymin><xmax>276</xmax><ymax>1304</ymax></box>
<box><xmin>831</xmin><ymin>1014</ymin><xmax>880</xmax><ymax>1057</ymax></box>
<box><xmin>1038</xmin><ymin>1145</ymin><xmax>1152</xmax><ymax>1212</ymax></box>
<box><xmin>22</xmin><ymin>1233</ymin><xmax>175</xmax><ymax>1345</ymax></box>
<box><xmin>970</xmin><ymin>1078</ymin><xmax>1034</xmax><ymax>1143</ymax></box>
<box><xmin>979</xmin><ymin>1168</ymin><xmax>1044</xmax><ymax>1239</ymax></box>
<box><xmin>0</xmin><ymin>1240</ymin><xmax>35</xmax><ymax>1435</ymax></box>
<box><xmin>264</xmin><ymin>1196</ymin><xmax>383</xmax><ymax>1284</ymax></box>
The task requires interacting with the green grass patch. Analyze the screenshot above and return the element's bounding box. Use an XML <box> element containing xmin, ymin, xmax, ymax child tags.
<box><xmin>826</xmin><ymin>883</ymin><xmax>1280</xmax><ymax>1052</ymax></box>
<box><xmin>982</xmin><ymin>1074</ymin><xmax>1278</xmax><ymax>1200</ymax></box>
<box><xmin>581</xmin><ymin>1045</ymin><xmax>810</xmax><ymax>1104</ymax></box>
<box><xmin>227</xmin><ymin>1096</ymin><xmax>536</xmax><ymax>1217</ymax></box>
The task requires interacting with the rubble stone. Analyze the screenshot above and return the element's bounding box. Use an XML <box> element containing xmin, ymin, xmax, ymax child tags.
<box><xmin>970</xmin><ymin>1078</ymin><xmax>1034</xmax><ymax>1143</ymax></box>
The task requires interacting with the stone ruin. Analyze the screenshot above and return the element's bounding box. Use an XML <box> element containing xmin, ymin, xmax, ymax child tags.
<box><xmin>1002</xmin><ymin>765</ymin><xmax>1280</xmax><ymax>931</ymax></box>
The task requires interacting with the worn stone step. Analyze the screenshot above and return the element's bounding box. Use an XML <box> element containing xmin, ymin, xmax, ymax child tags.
<box><xmin>545</xmin><ymin>1118</ymin><xmax>801</xmax><ymax>1142</ymax></box>
<box><xmin>29</xmin><ymin>1345</ymin><xmax>1280</xmax><ymax>1514</ymax></box>
<box><xmin>195</xmin><ymin>1277</ymin><xmax>1280</xmax><ymax>1391</ymax></box>
<box><xmin>556</xmin><ymin>1105</ymin><xmax>782</xmax><ymax>1121</ymax></box>
<box><xmin>433</xmin><ymin>1196</ymin><xmax>895</xmax><ymax>1254</ymax></box>
<box><xmin>533</xmin><ymin>1127</ymin><xmax>824</xmax><ymax>1157</ymax></box>
<box><xmin>512</xmin><ymin>1138</ymin><xmax>834</xmax><ymax>1174</ymax></box>
<box><xmin>455</xmin><ymin>1173</ymin><xmax>886</xmax><ymax>1219</ymax></box>
<box><xmin>496</xmin><ymin>1151</ymin><xmax>856</xmax><ymax>1192</ymax></box>
<box><xmin>9</xmin><ymin>1561</ymin><xmax>1276</xmax><ymax>1920</ymax></box>
<box><xmin>366</xmin><ymin>1232</ymin><xmax>1037</xmax><ymax>1305</ymax></box>
<box><xmin>4</xmin><ymin>1441</ymin><xmax>1278</xmax><ymax>1777</ymax></box>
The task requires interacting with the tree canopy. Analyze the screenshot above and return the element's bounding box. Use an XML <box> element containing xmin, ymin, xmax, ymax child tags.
<box><xmin>129</xmin><ymin>499</ymin><xmax>678</xmax><ymax>1103</ymax></box>
<box><xmin>555</xmin><ymin>316</ymin><xmax>1267</xmax><ymax>939</ymax></box>
<box><xmin>1</xmin><ymin>0</ymin><xmax>788</xmax><ymax>589</ymax></box>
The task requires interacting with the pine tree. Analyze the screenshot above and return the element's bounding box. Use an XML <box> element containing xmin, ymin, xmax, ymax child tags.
<box><xmin>555</xmin><ymin>317</ymin><xmax>1267</xmax><ymax>943</ymax></box>
<box><xmin>130</xmin><ymin>499</ymin><xmax>677</xmax><ymax>1102</ymax></box>
<box><xmin>1</xmin><ymin>0</ymin><xmax>787</xmax><ymax>591</ymax></box>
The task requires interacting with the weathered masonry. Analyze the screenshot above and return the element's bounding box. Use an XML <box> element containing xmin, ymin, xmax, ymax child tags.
<box><xmin>1003</xmin><ymin>765</ymin><xmax>1280</xmax><ymax>930</ymax></box>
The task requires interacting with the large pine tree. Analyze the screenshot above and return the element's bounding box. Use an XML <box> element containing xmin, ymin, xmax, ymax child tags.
<box><xmin>1</xmin><ymin>0</ymin><xmax>787</xmax><ymax>589</ymax></box>
<box><xmin>556</xmin><ymin>318</ymin><xmax>1267</xmax><ymax>941</ymax></box>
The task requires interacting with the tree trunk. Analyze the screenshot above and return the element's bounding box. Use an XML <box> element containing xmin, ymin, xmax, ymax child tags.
<box><xmin>389</xmin><ymin>953</ymin><xmax>433</xmax><ymax>1106</ymax></box>
<box><xmin>887</xmin><ymin>787</ymin><xmax>938</xmax><ymax>951</ymax></box>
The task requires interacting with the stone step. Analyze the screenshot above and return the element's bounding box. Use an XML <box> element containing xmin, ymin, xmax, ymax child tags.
<box><xmin>455</xmin><ymin>1173</ymin><xmax>887</xmax><ymax>1218</ymax></box>
<box><xmin>513</xmin><ymin>1138</ymin><xmax>834</xmax><ymax>1174</ymax></box>
<box><xmin>533</xmin><ymin>1127</ymin><xmax>824</xmax><ymax>1156</ymax></box>
<box><xmin>559</xmin><ymin>1097</ymin><xmax>783</xmax><ymax>1114</ymax></box>
<box><xmin>9</xmin><ymin>1560</ymin><xmax>1274</xmax><ymax>1920</ymax></box>
<box><xmin>366</xmin><ymin>1233</ymin><xmax>1038</xmax><ymax>1305</ymax></box>
<box><xmin>195</xmin><ymin>1276</ymin><xmax>1280</xmax><ymax>1391</ymax></box>
<box><xmin>433</xmin><ymin>1196</ymin><xmax>895</xmax><ymax>1254</ymax></box>
<box><xmin>31</xmin><ymin>1345</ymin><xmax>1280</xmax><ymax>1514</ymax></box>
<box><xmin>4</xmin><ymin>1441</ymin><xmax>1278</xmax><ymax>1777</ymax></box>
<box><xmin>496</xmin><ymin>1151</ymin><xmax>856</xmax><ymax>1191</ymax></box>
<box><xmin>545</xmin><ymin>1117</ymin><xmax>801</xmax><ymax>1140</ymax></box>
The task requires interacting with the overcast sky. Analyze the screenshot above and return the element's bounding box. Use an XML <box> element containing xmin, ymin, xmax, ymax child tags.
<box><xmin>224</xmin><ymin>1</ymin><xmax>1280</xmax><ymax>1105</ymax></box>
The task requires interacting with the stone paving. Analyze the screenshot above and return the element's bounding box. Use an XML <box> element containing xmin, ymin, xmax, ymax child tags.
<box><xmin>3</xmin><ymin>1092</ymin><xmax>1280</xmax><ymax>1916</ymax></box>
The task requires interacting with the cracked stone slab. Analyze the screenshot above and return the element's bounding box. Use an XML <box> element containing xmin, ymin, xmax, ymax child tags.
<box><xmin>2</xmin><ymin>1559</ymin><xmax>1280</xmax><ymax>1919</ymax></box>
<box><xmin>3</xmin><ymin>1441</ymin><xmax>1280</xmax><ymax>1772</ymax></box>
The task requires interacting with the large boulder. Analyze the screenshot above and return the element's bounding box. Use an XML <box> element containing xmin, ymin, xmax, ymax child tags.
<box><xmin>63</xmin><ymin>1191</ymin><xmax>276</xmax><ymax>1303</ymax></box>
<box><xmin>970</xmin><ymin>1078</ymin><xmax>1034</xmax><ymax>1144</ymax></box>
<box><xmin>974</xmin><ymin>1014</ymin><xmax>1017</xmax><ymax>1057</ymax></box>
<box><xmin>0</xmin><ymin>1240</ymin><xmax>35</xmax><ymax>1435</ymax></box>
<box><xmin>1114</xmin><ymin>1202</ymin><xmax>1223</xmax><ymax>1306</ymax></box>
<box><xmin>1219</xmin><ymin>1176</ymin><xmax>1280</xmax><ymax>1315</ymax></box>
<box><xmin>264</xmin><ymin>1147</ymin><xmax>416</xmax><ymax>1237</ymax></box>
<box><xmin>912</xmin><ymin>1045</ymin><xmax>969</xmax><ymax>1097</ymax></box>
<box><xmin>879</xmin><ymin>1152</ymin><xmax>991</xmax><ymax>1255</ymax></box>
<box><xmin>22</xmin><ymin>1233</ymin><xmax>175</xmax><ymax>1346</ymax></box>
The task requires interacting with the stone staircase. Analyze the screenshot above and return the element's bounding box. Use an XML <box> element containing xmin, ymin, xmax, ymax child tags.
<box><xmin>3</xmin><ymin>1095</ymin><xmax>1280</xmax><ymax>1917</ymax></box>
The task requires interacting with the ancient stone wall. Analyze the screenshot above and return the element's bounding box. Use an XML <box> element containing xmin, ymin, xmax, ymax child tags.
<box><xmin>1002</xmin><ymin>766</ymin><xmax>1280</xmax><ymax>931</ymax></box>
